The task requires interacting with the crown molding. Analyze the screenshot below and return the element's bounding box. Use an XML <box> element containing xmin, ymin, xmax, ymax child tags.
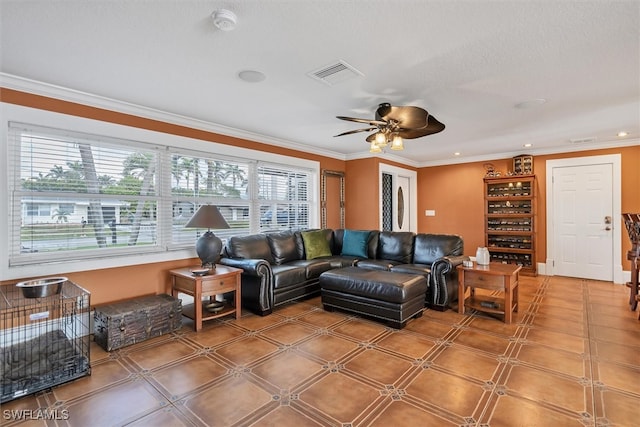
<box><xmin>344</xmin><ymin>150</ymin><xmax>422</xmax><ymax>168</ymax></box>
<box><xmin>3</xmin><ymin>73</ymin><xmax>636</xmax><ymax>169</ymax></box>
<box><xmin>0</xmin><ymin>73</ymin><xmax>348</xmax><ymax>161</ymax></box>
<box><xmin>417</xmin><ymin>138</ymin><xmax>640</xmax><ymax>167</ymax></box>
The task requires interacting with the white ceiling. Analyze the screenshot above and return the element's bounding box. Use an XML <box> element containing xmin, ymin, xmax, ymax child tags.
<box><xmin>1</xmin><ymin>0</ymin><xmax>639</xmax><ymax>166</ymax></box>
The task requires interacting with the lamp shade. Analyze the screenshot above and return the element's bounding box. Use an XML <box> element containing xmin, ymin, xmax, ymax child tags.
<box><xmin>184</xmin><ymin>205</ymin><xmax>230</xmax><ymax>268</ymax></box>
<box><xmin>184</xmin><ymin>205</ymin><xmax>230</xmax><ymax>230</ymax></box>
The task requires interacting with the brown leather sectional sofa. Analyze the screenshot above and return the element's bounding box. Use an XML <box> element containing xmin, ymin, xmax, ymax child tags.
<box><xmin>219</xmin><ymin>229</ymin><xmax>465</xmax><ymax>316</ymax></box>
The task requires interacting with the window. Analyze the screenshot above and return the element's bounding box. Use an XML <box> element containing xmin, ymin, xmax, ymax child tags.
<box><xmin>258</xmin><ymin>164</ymin><xmax>310</xmax><ymax>232</ymax></box>
<box><xmin>9</xmin><ymin>123</ymin><xmax>160</xmax><ymax>263</ymax></box>
<box><xmin>168</xmin><ymin>152</ymin><xmax>251</xmax><ymax>246</ymax></box>
<box><xmin>8</xmin><ymin>122</ymin><xmax>317</xmax><ymax>267</ymax></box>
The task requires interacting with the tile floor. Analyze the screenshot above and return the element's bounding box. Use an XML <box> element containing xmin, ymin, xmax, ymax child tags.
<box><xmin>2</xmin><ymin>275</ymin><xmax>638</xmax><ymax>426</ymax></box>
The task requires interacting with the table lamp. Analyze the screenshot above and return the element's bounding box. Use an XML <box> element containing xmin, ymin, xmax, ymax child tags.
<box><xmin>184</xmin><ymin>205</ymin><xmax>230</xmax><ymax>270</ymax></box>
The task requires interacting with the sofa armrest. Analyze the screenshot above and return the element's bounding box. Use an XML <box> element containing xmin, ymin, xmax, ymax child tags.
<box><xmin>429</xmin><ymin>255</ymin><xmax>467</xmax><ymax>310</ymax></box>
<box><xmin>219</xmin><ymin>257</ymin><xmax>271</xmax><ymax>276</ymax></box>
<box><xmin>219</xmin><ymin>257</ymin><xmax>274</xmax><ymax>315</ymax></box>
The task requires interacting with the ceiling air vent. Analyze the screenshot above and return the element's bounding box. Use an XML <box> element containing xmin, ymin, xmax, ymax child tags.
<box><xmin>569</xmin><ymin>137</ymin><xmax>597</xmax><ymax>144</ymax></box>
<box><xmin>307</xmin><ymin>60</ymin><xmax>363</xmax><ymax>86</ymax></box>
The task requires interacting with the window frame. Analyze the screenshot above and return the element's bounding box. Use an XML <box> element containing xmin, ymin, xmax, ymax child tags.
<box><xmin>1</xmin><ymin>104</ymin><xmax>319</xmax><ymax>280</ymax></box>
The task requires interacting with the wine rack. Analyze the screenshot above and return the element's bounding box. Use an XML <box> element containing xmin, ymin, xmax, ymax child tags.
<box><xmin>484</xmin><ymin>175</ymin><xmax>536</xmax><ymax>275</ymax></box>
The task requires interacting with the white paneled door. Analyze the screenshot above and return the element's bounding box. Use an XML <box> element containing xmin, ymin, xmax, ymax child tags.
<box><xmin>379</xmin><ymin>164</ymin><xmax>417</xmax><ymax>233</ymax></box>
<box><xmin>553</xmin><ymin>163</ymin><xmax>613</xmax><ymax>281</ymax></box>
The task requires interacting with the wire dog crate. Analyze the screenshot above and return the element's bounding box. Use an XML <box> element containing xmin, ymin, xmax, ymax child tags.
<box><xmin>0</xmin><ymin>279</ymin><xmax>91</xmax><ymax>403</ymax></box>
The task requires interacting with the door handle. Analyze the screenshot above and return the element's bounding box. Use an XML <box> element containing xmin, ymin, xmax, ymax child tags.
<box><xmin>605</xmin><ymin>226</ymin><xmax>611</xmax><ymax>231</ymax></box>
<box><xmin>604</xmin><ymin>216</ymin><xmax>612</xmax><ymax>224</ymax></box>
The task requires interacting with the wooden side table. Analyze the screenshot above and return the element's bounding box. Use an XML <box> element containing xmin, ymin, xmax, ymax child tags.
<box><xmin>458</xmin><ymin>262</ymin><xmax>521</xmax><ymax>323</ymax></box>
<box><xmin>170</xmin><ymin>265</ymin><xmax>242</xmax><ymax>331</ymax></box>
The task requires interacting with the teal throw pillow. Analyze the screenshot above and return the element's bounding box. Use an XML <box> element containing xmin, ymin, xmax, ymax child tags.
<box><xmin>301</xmin><ymin>230</ymin><xmax>332</xmax><ymax>260</ymax></box>
<box><xmin>341</xmin><ymin>230</ymin><xmax>370</xmax><ymax>258</ymax></box>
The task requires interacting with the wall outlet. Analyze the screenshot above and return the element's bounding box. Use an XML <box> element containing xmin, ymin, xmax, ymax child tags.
<box><xmin>425</xmin><ymin>210</ymin><xmax>436</xmax><ymax>216</ymax></box>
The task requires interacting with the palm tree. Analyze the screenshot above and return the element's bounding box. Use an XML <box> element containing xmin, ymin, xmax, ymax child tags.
<box><xmin>180</xmin><ymin>158</ymin><xmax>195</xmax><ymax>190</ymax></box>
<box><xmin>51</xmin><ymin>208</ymin><xmax>70</xmax><ymax>223</ymax></box>
<box><xmin>225</xmin><ymin>164</ymin><xmax>247</xmax><ymax>189</ymax></box>
<box><xmin>171</xmin><ymin>155</ymin><xmax>183</xmax><ymax>188</ymax></box>
<box><xmin>122</xmin><ymin>152</ymin><xmax>156</xmax><ymax>245</ymax></box>
<box><xmin>46</xmin><ymin>165</ymin><xmax>66</xmax><ymax>180</ymax></box>
<box><xmin>78</xmin><ymin>143</ymin><xmax>107</xmax><ymax>247</ymax></box>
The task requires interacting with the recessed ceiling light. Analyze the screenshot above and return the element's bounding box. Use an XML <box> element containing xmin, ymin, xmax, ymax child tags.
<box><xmin>238</xmin><ymin>70</ymin><xmax>266</xmax><ymax>83</ymax></box>
<box><xmin>454</xmin><ymin>152</ymin><xmax>461</xmax><ymax>156</ymax></box>
<box><xmin>514</xmin><ymin>98</ymin><xmax>547</xmax><ymax>109</ymax></box>
<box><xmin>523</xmin><ymin>143</ymin><xmax>532</xmax><ymax>148</ymax></box>
<box><xmin>617</xmin><ymin>131</ymin><xmax>628</xmax><ymax>137</ymax></box>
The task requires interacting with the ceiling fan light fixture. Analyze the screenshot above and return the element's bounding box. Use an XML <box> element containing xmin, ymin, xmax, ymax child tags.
<box><xmin>375</xmin><ymin>132</ymin><xmax>387</xmax><ymax>146</ymax></box>
<box><xmin>369</xmin><ymin>141</ymin><xmax>382</xmax><ymax>153</ymax></box>
<box><xmin>390</xmin><ymin>135</ymin><xmax>404</xmax><ymax>150</ymax></box>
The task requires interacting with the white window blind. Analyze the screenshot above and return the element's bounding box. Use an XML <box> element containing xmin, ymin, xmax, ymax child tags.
<box><xmin>167</xmin><ymin>150</ymin><xmax>251</xmax><ymax>247</ymax></box>
<box><xmin>7</xmin><ymin>122</ymin><xmax>318</xmax><ymax>268</ymax></box>
<box><xmin>9</xmin><ymin>123</ymin><xmax>162</xmax><ymax>265</ymax></box>
<box><xmin>257</xmin><ymin>163</ymin><xmax>311</xmax><ymax>232</ymax></box>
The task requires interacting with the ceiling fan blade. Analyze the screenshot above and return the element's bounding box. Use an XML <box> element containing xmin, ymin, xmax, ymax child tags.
<box><xmin>397</xmin><ymin>114</ymin><xmax>446</xmax><ymax>139</ymax></box>
<box><xmin>334</xmin><ymin>127</ymin><xmax>377</xmax><ymax>137</ymax></box>
<box><xmin>336</xmin><ymin>116</ymin><xmax>387</xmax><ymax>126</ymax></box>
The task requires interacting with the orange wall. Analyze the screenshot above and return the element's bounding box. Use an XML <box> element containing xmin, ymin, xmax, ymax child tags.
<box><xmin>0</xmin><ymin>89</ymin><xmax>345</xmax><ymax>305</ymax></box>
<box><xmin>418</xmin><ymin>146</ymin><xmax>640</xmax><ymax>270</ymax></box>
<box><xmin>344</xmin><ymin>158</ymin><xmax>379</xmax><ymax>229</ymax></box>
<box><xmin>2</xmin><ymin>88</ymin><xmax>638</xmax><ymax>305</ymax></box>
<box><xmin>535</xmin><ymin>146</ymin><xmax>640</xmax><ymax>270</ymax></box>
<box><xmin>344</xmin><ymin>157</ymin><xmax>417</xmax><ymax>230</ymax></box>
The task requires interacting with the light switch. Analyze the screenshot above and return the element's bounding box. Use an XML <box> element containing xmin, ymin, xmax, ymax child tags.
<box><xmin>425</xmin><ymin>210</ymin><xmax>436</xmax><ymax>216</ymax></box>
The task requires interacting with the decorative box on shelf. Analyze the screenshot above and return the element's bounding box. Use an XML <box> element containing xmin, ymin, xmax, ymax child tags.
<box><xmin>94</xmin><ymin>293</ymin><xmax>182</xmax><ymax>351</ymax></box>
<box><xmin>512</xmin><ymin>155</ymin><xmax>533</xmax><ymax>175</ymax></box>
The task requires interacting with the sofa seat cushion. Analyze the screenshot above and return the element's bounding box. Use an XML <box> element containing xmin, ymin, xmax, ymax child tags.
<box><xmin>317</xmin><ymin>255</ymin><xmax>360</xmax><ymax>269</ymax></box>
<box><xmin>289</xmin><ymin>259</ymin><xmax>333</xmax><ymax>279</ymax></box>
<box><xmin>271</xmin><ymin>265</ymin><xmax>307</xmax><ymax>289</ymax></box>
<box><xmin>390</xmin><ymin>263</ymin><xmax>431</xmax><ymax>278</ymax></box>
<box><xmin>356</xmin><ymin>259</ymin><xmax>401</xmax><ymax>271</ymax></box>
<box><xmin>320</xmin><ymin>267</ymin><xmax>427</xmax><ymax>304</ymax></box>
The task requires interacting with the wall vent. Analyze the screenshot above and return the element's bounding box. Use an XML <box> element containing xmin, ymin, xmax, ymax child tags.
<box><xmin>569</xmin><ymin>137</ymin><xmax>597</xmax><ymax>144</ymax></box>
<box><xmin>307</xmin><ymin>60</ymin><xmax>363</xmax><ymax>86</ymax></box>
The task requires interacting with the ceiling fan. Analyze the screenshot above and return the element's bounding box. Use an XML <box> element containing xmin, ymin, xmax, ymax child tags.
<box><xmin>335</xmin><ymin>103</ymin><xmax>445</xmax><ymax>152</ymax></box>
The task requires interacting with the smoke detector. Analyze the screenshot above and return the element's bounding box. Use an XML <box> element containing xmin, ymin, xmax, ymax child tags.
<box><xmin>212</xmin><ymin>9</ymin><xmax>237</xmax><ymax>31</ymax></box>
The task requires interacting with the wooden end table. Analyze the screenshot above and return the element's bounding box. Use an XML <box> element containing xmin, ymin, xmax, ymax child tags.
<box><xmin>458</xmin><ymin>262</ymin><xmax>521</xmax><ymax>323</ymax></box>
<box><xmin>170</xmin><ymin>265</ymin><xmax>242</xmax><ymax>331</ymax></box>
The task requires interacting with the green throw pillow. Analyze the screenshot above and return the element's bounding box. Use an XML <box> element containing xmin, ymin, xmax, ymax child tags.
<box><xmin>301</xmin><ymin>230</ymin><xmax>332</xmax><ymax>260</ymax></box>
<box><xmin>341</xmin><ymin>229</ymin><xmax>370</xmax><ymax>258</ymax></box>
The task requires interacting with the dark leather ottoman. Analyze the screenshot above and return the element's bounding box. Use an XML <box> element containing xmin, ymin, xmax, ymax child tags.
<box><xmin>319</xmin><ymin>267</ymin><xmax>427</xmax><ymax>329</ymax></box>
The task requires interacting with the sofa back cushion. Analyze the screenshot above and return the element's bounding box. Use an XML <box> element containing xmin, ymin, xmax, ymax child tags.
<box><xmin>378</xmin><ymin>231</ymin><xmax>415</xmax><ymax>263</ymax></box>
<box><xmin>267</xmin><ymin>231</ymin><xmax>300</xmax><ymax>265</ymax></box>
<box><xmin>413</xmin><ymin>234</ymin><xmax>463</xmax><ymax>265</ymax></box>
<box><xmin>300</xmin><ymin>229</ymin><xmax>332</xmax><ymax>260</ymax></box>
<box><xmin>227</xmin><ymin>234</ymin><xmax>274</xmax><ymax>264</ymax></box>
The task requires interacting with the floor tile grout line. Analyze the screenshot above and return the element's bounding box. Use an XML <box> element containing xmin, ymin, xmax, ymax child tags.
<box><xmin>584</xmin><ymin>278</ymin><xmax>603</xmax><ymax>426</ymax></box>
<box><xmin>473</xmin><ymin>275</ymin><xmax>547</xmax><ymax>426</ymax></box>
